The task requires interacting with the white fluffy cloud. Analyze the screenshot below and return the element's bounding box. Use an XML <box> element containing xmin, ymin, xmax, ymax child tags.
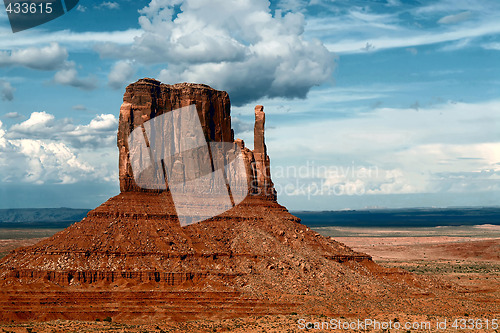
<box><xmin>10</xmin><ymin>111</ymin><xmax>59</xmax><ymax>136</ymax></box>
<box><xmin>8</xmin><ymin>111</ymin><xmax>118</xmax><ymax>148</ymax></box>
<box><xmin>6</xmin><ymin>139</ymin><xmax>94</xmax><ymax>184</ymax></box>
<box><xmin>64</xmin><ymin>114</ymin><xmax>118</xmax><ymax>148</ymax></box>
<box><xmin>0</xmin><ymin>113</ymin><xmax>118</xmax><ymax>185</ymax></box>
<box><xmin>0</xmin><ymin>42</ymin><xmax>96</xmax><ymax>90</ymax></box>
<box><xmin>0</xmin><ymin>43</ymin><xmax>68</xmax><ymax>70</ymax></box>
<box><xmin>53</xmin><ymin>62</ymin><xmax>98</xmax><ymax>90</ymax></box>
<box><xmin>108</xmin><ymin>60</ymin><xmax>135</xmax><ymax>89</ymax></box>
<box><xmin>96</xmin><ymin>0</ymin><xmax>336</xmax><ymax>105</ymax></box>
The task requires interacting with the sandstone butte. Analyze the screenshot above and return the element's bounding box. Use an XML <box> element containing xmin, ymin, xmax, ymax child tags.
<box><xmin>0</xmin><ymin>78</ymin><xmax>495</xmax><ymax>323</ymax></box>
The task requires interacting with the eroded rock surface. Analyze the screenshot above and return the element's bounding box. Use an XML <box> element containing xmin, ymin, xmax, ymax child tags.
<box><xmin>118</xmin><ymin>79</ymin><xmax>275</xmax><ymax>200</ymax></box>
<box><xmin>118</xmin><ymin>79</ymin><xmax>234</xmax><ymax>193</ymax></box>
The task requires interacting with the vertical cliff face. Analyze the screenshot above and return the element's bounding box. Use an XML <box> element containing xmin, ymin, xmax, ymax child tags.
<box><xmin>118</xmin><ymin>79</ymin><xmax>233</xmax><ymax>193</ymax></box>
<box><xmin>117</xmin><ymin>78</ymin><xmax>276</xmax><ymax>200</ymax></box>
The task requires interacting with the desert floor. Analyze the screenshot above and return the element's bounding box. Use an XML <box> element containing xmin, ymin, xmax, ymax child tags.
<box><xmin>0</xmin><ymin>225</ymin><xmax>498</xmax><ymax>332</ymax></box>
<box><xmin>319</xmin><ymin>224</ymin><xmax>500</xmax><ymax>307</ymax></box>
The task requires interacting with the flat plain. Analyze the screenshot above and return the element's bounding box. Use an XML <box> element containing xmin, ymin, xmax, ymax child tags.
<box><xmin>0</xmin><ymin>228</ymin><xmax>63</xmax><ymax>259</ymax></box>
<box><xmin>315</xmin><ymin>224</ymin><xmax>500</xmax><ymax>291</ymax></box>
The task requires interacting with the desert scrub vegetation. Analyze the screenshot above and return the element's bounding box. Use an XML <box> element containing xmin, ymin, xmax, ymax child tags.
<box><xmin>382</xmin><ymin>261</ymin><xmax>500</xmax><ymax>275</ymax></box>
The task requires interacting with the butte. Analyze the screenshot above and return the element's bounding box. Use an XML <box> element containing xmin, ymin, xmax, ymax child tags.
<box><xmin>0</xmin><ymin>79</ymin><xmax>482</xmax><ymax>322</ymax></box>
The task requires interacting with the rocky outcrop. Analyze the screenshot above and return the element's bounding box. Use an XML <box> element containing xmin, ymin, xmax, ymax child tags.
<box><xmin>118</xmin><ymin>79</ymin><xmax>233</xmax><ymax>192</ymax></box>
<box><xmin>0</xmin><ymin>79</ymin><xmax>462</xmax><ymax>323</ymax></box>
<box><xmin>118</xmin><ymin>79</ymin><xmax>275</xmax><ymax>200</ymax></box>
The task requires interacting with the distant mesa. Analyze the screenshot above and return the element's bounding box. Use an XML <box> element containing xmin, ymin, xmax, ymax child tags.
<box><xmin>0</xmin><ymin>79</ymin><xmax>485</xmax><ymax>323</ymax></box>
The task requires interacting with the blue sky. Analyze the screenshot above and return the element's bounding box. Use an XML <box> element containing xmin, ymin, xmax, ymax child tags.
<box><xmin>0</xmin><ymin>0</ymin><xmax>499</xmax><ymax>210</ymax></box>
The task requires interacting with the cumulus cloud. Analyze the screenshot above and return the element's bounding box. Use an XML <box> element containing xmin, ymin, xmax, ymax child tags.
<box><xmin>363</xmin><ymin>168</ymin><xmax>424</xmax><ymax>195</ymax></box>
<box><xmin>96</xmin><ymin>0</ymin><xmax>336</xmax><ymax>106</ymax></box>
<box><xmin>433</xmin><ymin>169</ymin><xmax>500</xmax><ymax>193</ymax></box>
<box><xmin>95</xmin><ymin>1</ymin><xmax>120</xmax><ymax>10</ymax></box>
<box><xmin>53</xmin><ymin>62</ymin><xmax>98</xmax><ymax>90</ymax></box>
<box><xmin>5</xmin><ymin>139</ymin><xmax>94</xmax><ymax>184</ymax></box>
<box><xmin>8</xmin><ymin>111</ymin><xmax>118</xmax><ymax>148</ymax></box>
<box><xmin>9</xmin><ymin>112</ymin><xmax>60</xmax><ymax>138</ymax></box>
<box><xmin>0</xmin><ymin>80</ymin><xmax>14</xmax><ymax>101</ymax></box>
<box><xmin>64</xmin><ymin>114</ymin><xmax>118</xmax><ymax>148</ymax></box>
<box><xmin>276</xmin><ymin>162</ymin><xmax>427</xmax><ymax>198</ymax></box>
<box><xmin>0</xmin><ymin>43</ymin><xmax>96</xmax><ymax>91</ymax></box>
<box><xmin>0</xmin><ymin>43</ymin><xmax>68</xmax><ymax>70</ymax></box>
<box><xmin>320</xmin><ymin>166</ymin><xmax>425</xmax><ymax>196</ymax></box>
<box><xmin>274</xmin><ymin>142</ymin><xmax>500</xmax><ymax>198</ymax></box>
<box><xmin>108</xmin><ymin>60</ymin><xmax>135</xmax><ymax>89</ymax></box>
<box><xmin>0</xmin><ymin>112</ymin><xmax>119</xmax><ymax>185</ymax></box>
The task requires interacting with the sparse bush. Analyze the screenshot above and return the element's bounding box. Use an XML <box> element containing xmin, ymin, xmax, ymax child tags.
<box><xmin>103</xmin><ymin>316</ymin><xmax>112</xmax><ymax>322</ymax></box>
